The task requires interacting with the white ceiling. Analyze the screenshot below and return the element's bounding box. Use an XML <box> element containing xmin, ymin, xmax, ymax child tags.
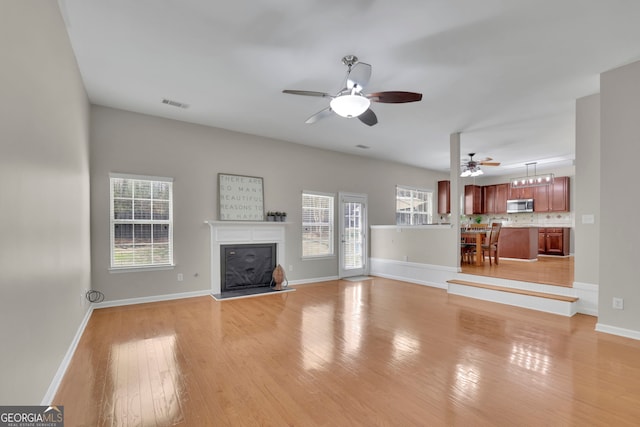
<box><xmin>59</xmin><ymin>0</ymin><xmax>640</xmax><ymax>176</ymax></box>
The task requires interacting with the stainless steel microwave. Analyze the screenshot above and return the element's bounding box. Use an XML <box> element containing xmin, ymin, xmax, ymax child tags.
<box><xmin>506</xmin><ymin>199</ymin><xmax>534</xmax><ymax>213</ymax></box>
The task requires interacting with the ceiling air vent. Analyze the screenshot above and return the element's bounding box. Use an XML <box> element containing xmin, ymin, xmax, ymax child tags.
<box><xmin>161</xmin><ymin>98</ymin><xmax>189</xmax><ymax>109</ymax></box>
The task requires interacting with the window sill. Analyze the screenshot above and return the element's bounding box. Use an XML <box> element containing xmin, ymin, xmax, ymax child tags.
<box><xmin>109</xmin><ymin>265</ymin><xmax>175</xmax><ymax>273</ymax></box>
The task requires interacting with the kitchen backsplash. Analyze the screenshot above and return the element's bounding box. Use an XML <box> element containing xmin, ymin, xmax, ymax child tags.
<box><xmin>462</xmin><ymin>212</ymin><xmax>574</xmax><ymax>228</ymax></box>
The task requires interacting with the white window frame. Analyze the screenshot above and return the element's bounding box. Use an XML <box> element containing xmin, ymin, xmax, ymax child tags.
<box><xmin>396</xmin><ymin>185</ymin><xmax>433</xmax><ymax>225</ymax></box>
<box><xmin>302</xmin><ymin>191</ymin><xmax>335</xmax><ymax>259</ymax></box>
<box><xmin>109</xmin><ymin>173</ymin><xmax>174</xmax><ymax>271</ymax></box>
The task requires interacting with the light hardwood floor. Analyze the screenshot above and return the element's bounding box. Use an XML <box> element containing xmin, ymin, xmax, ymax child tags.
<box><xmin>461</xmin><ymin>255</ymin><xmax>574</xmax><ymax>287</ymax></box>
<box><xmin>54</xmin><ymin>278</ymin><xmax>640</xmax><ymax>426</ymax></box>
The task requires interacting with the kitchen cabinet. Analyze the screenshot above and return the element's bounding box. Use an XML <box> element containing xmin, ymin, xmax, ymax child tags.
<box><xmin>534</xmin><ymin>185</ymin><xmax>549</xmax><ymax>212</ymax></box>
<box><xmin>533</xmin><ymin>176</ymin><xmax>570</xmax><ymax>212</ymax></box>
<box><xmin>549</xmin><ymin>176</ymin><xmax>570</xmax><ymax>212</ymax></box>
<box><xmin>508</xmin><ymin>185</ymin><xmax>533</xmax><ymax>200</ymax></box>
<box><xmin>437</xmin><ymin>180</ymin><xmax>450</xmax><ymax>214</ymax></box>
<box><xmin>483</xmin><ymin>185</ymin><xmax>496</xmax><ymax>213</ymax></box>
<box><xmin>495</xmin><ymin>183</ymin><xmax>508</xmax><ymax>213</ymax></box>
<box><xmin>538</xmin><ymin>227</ymin><xmax>570</xmax><ymax>255</ymax></box>
<box><xmin>482</xmin><ymin>183</ymin><xmax>508</xmax><ymax>214</ymax></box>
<box><xmin>464</xmin><ymin>185</ymin><xmax>483</xmax><ymax>215</ymax></box>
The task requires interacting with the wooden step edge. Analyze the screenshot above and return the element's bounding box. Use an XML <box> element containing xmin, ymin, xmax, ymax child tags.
<box><xmin>447</xmin><ymin>279</ymin><xmax>579</xmax><ymax>303</ymax></box>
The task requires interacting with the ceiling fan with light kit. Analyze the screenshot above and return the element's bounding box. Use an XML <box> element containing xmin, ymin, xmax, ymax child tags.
<box><xmin>282</xmin><ymin>55</ymin><xmax>422</xmax><ymax>126</ymax></box>
<box><xmin>460</xmin><ymin>153</ymin><xmax>500</xmax><ymax>177</ymax></box>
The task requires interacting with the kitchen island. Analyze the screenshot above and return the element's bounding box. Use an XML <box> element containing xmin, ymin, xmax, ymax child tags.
<box><xmin>498</xmin><ymin>227</ymin><xmax>538</xmax><ymax>261</ymax></box>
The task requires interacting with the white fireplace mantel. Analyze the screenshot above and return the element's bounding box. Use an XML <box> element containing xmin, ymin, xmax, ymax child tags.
<box><xmin>204</xmin><ymin>221</ymin><xmax>287</xmax><ymax>294</ymax></box>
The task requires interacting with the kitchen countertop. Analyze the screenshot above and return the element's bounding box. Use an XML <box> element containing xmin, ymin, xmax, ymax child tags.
<box><xmin>501</xmin><ymin>224</ymin><xmax>572</xmax><ymax>228</ymax></box>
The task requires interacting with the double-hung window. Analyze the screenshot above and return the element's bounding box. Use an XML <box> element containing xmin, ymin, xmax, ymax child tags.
<box><xmin>302</xmin><ymin>192</ymin><xmax>334</xmax><ymax>258</ymax></box>
<box><xmin>396</xmin><ymin>185</ymin><xmax>433</xmax><ymax>225</ymax></box>
<box><xmin>110</xmin><ymin>173</ymin><xmax>174</xmax><ymax>269</ymax></box>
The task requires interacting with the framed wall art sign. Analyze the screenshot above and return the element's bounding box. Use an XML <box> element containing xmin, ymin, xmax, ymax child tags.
<box><xmin>218</xmin><ymin>173</ymin><xmax>265</xmax><ymax>221</ymax></box>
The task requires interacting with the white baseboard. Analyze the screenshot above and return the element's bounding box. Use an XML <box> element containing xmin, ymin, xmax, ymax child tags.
<box><xmin>573</xmin><ymin>281</ymin><xmax>599</xmax><ymax>316</ymax></box>
<box><xmin>369</xmin><ymin>258</ymin><xmax>457</xmax><ymax>290</ymax></box>
<box><xmin>595</xmin><ymin>323</ymin><xmax>640</xmax><ymax>341</ymax></box>
<box><xmin>288</xmin><ymin>276</ymin><xmax>339</xmax><ymax>286</ymax></box>
<box><xmin>94</xmin><ymin>289</ymin><xmax>211</xmax><ymax>309</ymax></box>
<box><xmin>41</xmin><ymin>305</ymin><xmax>94</xmax><ymax>405</ymax></box>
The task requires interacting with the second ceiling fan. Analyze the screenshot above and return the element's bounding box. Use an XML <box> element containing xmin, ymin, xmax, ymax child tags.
<box><xmin>282</xmin><ymin>55</ymin><xmax>422</xmax><ymax>126</ymax></box>
<box><xmin>461</xmin><ymin>153</ymin><xmax>501</xmax><ymax>177</ymax></box>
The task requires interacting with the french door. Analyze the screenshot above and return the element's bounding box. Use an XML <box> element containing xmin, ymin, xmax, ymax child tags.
<box><xmin>338</xmin><ymin>193</ymin><xmax>368</xmax><ymax>278</ymax></box>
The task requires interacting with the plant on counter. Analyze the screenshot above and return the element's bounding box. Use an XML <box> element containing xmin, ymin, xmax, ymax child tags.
<box><xmin>267</xmin><ymin>211</ymin><xmax>287</xmax><ymax>222</ymax></box>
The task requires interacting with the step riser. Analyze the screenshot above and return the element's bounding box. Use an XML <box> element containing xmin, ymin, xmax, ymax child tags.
<box><xmin>448</xmin><ymin>283</ymin><xmax>577</xmax><ymax>317</ymax></box>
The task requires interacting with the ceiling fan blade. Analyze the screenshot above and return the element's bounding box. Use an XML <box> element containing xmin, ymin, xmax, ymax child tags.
<box><xmin>283</xmin><ymin>90</ymin><xmax>332</xmax><ymax>98</ymax></box>
<box><xmin>368</xmin><ymin>91</ymin><xmax>423</xmax><ymax>103</ymax></box>
<box><xmin>305</xmin><ymin>107</ymin><xmax>334</xmax><ymax>124</ymax></box>
<box><xmin>347</xmin><ymin>62</ymin><xmax>372</xmax><ymax>91</ymax></box>
<box><xmin>480</xmin><ymin>161</ymin><xmax>501</xmax><ymax>166</ymax></box>
<box><xmin>358</xmin><ymin>108</ymin><xmax>378</xmax><ymax>126</ymax></box>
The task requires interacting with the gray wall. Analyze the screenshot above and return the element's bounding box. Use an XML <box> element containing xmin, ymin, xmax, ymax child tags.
<box><xmin>0</xmin><ymin>2</ymin><xmax>91</xmax><ymax>404</ymax></box>
<box><xmin>90</xmin><ymin>106</ymin><xmax>448</xmax><ymax>301</ymax></box>
<box><xmin>599</xmin><ymin>61</ymin><xmax>640</xmax><ymax>332</ymax></box>
<box><xmin>574</xmin><ymin>94</ymin><xmax>600</xmax><ymax>286</ymax></box>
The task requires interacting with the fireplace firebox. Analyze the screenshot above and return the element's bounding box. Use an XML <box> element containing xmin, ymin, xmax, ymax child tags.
<box><xmin>220</xmin><ymin>243</ymin><xmax>277</xmax><ymax>292</ymax></box>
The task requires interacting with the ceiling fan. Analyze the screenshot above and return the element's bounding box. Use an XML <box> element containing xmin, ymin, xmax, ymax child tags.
<box><xmin>282</xmin><ymin>55</ymin><xmax>422</xmax><ymax>126</ymax></box>
<box><xmin>461</xmin><ymin>153</ymin><xmax>501</xmax><ymax>177</ymax></box>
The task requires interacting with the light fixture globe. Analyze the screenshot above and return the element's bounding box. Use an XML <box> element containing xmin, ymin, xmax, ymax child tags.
<box><xmin>330</xmin><ymin>94</ymin><xmax>370</xmax><ymax>118</ymax></box>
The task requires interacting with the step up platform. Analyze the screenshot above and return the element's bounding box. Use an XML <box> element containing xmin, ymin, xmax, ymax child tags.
<box><xmin>447</xmin><ymin>279</ymin><xmax>578</xmax><ymax>317</ymax></box>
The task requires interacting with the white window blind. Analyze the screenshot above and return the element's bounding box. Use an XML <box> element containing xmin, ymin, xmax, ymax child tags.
<box><xmin>110</xmin><ymin>174</ymin><xmax>174</xmax><ymax>268</ymax></box>
<box><xmin>396</xmin><ymin>185</ymin><xmax>433</xmax><ymax>225</ymax></box>
<box><xmin>302</xmin><ymin>192</ymin><xmax>334</xmax><ymax>257</ymax></box>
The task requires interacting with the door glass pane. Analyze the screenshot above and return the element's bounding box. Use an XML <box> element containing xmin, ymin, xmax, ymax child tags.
<box><xmin>343</xmin><ymin>202</ymin><xmax>363</xmax><ymax>270</ymax></box>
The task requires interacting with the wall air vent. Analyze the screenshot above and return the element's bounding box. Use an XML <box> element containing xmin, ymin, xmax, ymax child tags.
<box><xmin>355</xmin><ymin>144</ymin><xmax>370</xmax><ymax>149</ymax></box>
<box><xmin>161</xmin><ymin>98</ymin><xmax>189</xmax><ymax>109</ymax></box>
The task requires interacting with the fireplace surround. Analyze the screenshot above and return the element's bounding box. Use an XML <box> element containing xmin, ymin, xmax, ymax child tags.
<box><xmin>205</xmin><ymin>221</ymin><xmax>286</xmax><ymax>295</ymax></box>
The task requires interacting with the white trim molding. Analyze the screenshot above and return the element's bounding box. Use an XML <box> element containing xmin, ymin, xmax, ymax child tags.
<box><xmin>41</xmin><ymin>306</ymin><xmax>94</xmax><ymax>405</ymax></box>
<box><xmin>95</xmin><ymin>289</ymin><xmax>211</xmax><ymax>309</ymax></box>
<box><xmin>369</xmin><ymin>257</ymin><xmax>457</xmax><ymax>289</ymax></box>
<box><xmin>573</xmin><ymin>281</ymin><xmax>599</xmax><ymax>316</ymax></box>
<box><xmin>288</xmin><ymin>276</ymin><xmax>339</xmax><ymax>286</ymax></box>
<box><xmin>595</xmin><ymin>323</ymin><xmax>640</xmax><ymax>341</ymax></box>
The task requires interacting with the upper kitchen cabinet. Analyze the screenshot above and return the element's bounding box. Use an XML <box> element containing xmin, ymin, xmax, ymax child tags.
<box><xmin>508</xmin><ymin>185</ymin><xmax>534</xmax><ymax>200</ymax></box>
<box><xmin>534</xmin><ymin>176</ymin><xmax>570</xmax><ymax>212</ymax></box>
<box><xmin>437</xmin><ymin>180</ymin><xmax>450</xmax><ymax>214</ymax></box>
<box><xmin>483</xmin><ymin>185</ymin><xmax>496</xmax><ymax>213</ymax></box>
<box><xmin>549</xmin><ymin>176</ymin><xmax>570</xmax><ymax>212</ymax></box>
<box><xmin>483</xmin><ymin>184</ymin><xmax>507</xmax><ymax>214</ymax></box>
<box><xmin>464</xmin><ymin>185</ymin><xmax>483</xmax><ymax>215</ymax></box>
<box><xmin>495</xmin><ymin>183</ymin><xmax>508</xmax><ymax>213</ymax></box>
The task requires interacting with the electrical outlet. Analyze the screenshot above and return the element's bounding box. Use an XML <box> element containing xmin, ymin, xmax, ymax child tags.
<box><xmin>177</xmin><ymin>273</ymin><xmax>184</xmax><ymax>282</ymax></box>
<box><xmin>613</xmin><ymin>297</ymin><xmax>624</xmax><ymax>310</ymax></box>
<box><xmin>288</xmin><ymin>265</ymin><xmax>293</xmax><ymax>272</ymax></box>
